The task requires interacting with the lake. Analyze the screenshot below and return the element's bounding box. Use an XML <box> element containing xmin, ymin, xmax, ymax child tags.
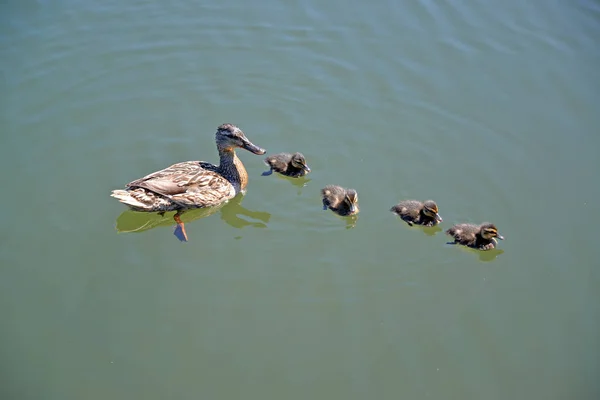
<box><xmin>1</xmin><ymin>0</ymin><xmax>599</xmax><ymax>399</ymax></box>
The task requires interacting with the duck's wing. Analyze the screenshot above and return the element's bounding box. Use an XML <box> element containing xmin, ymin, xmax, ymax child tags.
<box><xmin>126</xmin><ymin>161</ymin><xmax>231</xmax><ymax>198</ymax></box>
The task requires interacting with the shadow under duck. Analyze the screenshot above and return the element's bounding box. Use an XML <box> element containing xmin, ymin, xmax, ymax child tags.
<box><xmin>262</xmin><ymin>152</ymin><xmax>311</xmax><ymax>177</ymax></box>
<box><xmin>110</xmin><ymin>123</ymin><xmax>265</xmax><ymax>241</ymax></box>
<box><xmin>321</xmin><ymin>185</ymin><xmax>359</xmax><ymax>216</ymax></box>
<box><xmin>390</xmin><ymin>199</ymin><xmax>442</xmax><ymax>227</ymax></box>
<box><xmin>446</xmin><ymin>222</ymin><xmax>504</xmax><ymax>250</ymax></box>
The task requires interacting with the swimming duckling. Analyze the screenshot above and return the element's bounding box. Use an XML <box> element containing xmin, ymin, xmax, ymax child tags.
<box><xmin>390</xmin><ymin>199</ymin><xmax>442</xmax><ymax>227</ymax></box>
<box><xmin>321</xmin><ymin>185</ymin><xmax>359</xmax><ymax>216</ymax></box>
<box><xmin>262</xmin><ymin>152</ymin><xmax>311</xmax><ymax>177</ymax></box>
<box><xmin>446</xmin><ymin>223</ymin><xmax>504</xmax><ymax>250</ymax></box>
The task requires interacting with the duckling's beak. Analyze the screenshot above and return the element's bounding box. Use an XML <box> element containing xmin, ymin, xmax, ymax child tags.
<box><xmin>350</xmin><ymin>204</ymin><xmax>358</xmax><ymax>214</ymax></box>
<box><xmin>435</xmin><ymin>213</ymin><xmax>443</xmax><ymax>223</ymax></box>
<box><xmin>303</xmin><ymin>165</ymin><xmax>311</xmax><ymax>173</ymax></box>
<box><xmin>496</xmin><ymin>234</ymin><xmax>504</xmax><ymax>240</ymax></box>
<box><xmin>241</xmin><ymin>138</ymin><xmax>266</xmax><ymax>155</ymax></box>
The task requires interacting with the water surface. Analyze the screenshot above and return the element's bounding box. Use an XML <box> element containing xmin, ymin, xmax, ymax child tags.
<box><xmin>1</xmin><ymin>0</ymin><xmax>599</xmax><ymax>399</ymax></box>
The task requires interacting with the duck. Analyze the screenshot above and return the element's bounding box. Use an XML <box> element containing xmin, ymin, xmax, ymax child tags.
<box><xmin>262</xmin><ymin>152</ymin><xmax>311</xmax><ymax>177</ymax></box>
<box><xmin>390</xmin><ymin>199</ymin><xmax>442</xmax><ymax>227</ymax></box>
<box><xmin>321</xmin><ymin>185</ymin><xmax>359</xmax><ymax>216</ymax></box>
<box><xmin>110</xmin><ymin>123</ymin><xmax>266</xmax><ymax>241</ymax></box>
<box><xmin>446</xmin><ymin>223</ymin><xmax>504</xmax><ymax>250</ymax></box>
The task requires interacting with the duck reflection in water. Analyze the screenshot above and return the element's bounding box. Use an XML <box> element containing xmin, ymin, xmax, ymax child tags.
<box><xmin>477</xmin><ymin>248</ymin><xmax>504</xmax><ymax>262</ymax></box>
<box><xmin>421</xmin><ymin>225</ymin><xmax>443</xmax><ymax>237</ymax></box>
<box><xmin>114</xmin><ymin>193</ymin><xmax>271</xmax><ymax>242</ymax></box>
<box><xmin>345</xmin><ymin>215</ymin><xmax>358</xmax><ymax>230</ymax></box>
<box><xmin>443</xmin><ymin>241</ymin><xmax>505</xmax><ymax>262</ymax></box>
<box><xmin>264</xmin><ymin>171</ymin><xmax>311</xmax><ymax>196</ymax></box>
<box><xmin>285</xmin><ymin>175</ymin><xmax>311</xmax><ymax>196</ymax></box>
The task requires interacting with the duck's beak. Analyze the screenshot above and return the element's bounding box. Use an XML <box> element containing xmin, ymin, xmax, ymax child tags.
<box><xmin>350</xmin><ymin>204</ymin><xmax>358</xmax><ymax>214</ymax></box>
<box><xmin>435</xmin><ymin>213</ymin><xmax>443</xmax><ymax>223</ymax></box>
<box><xmin>496</xmin><ymin>234</ymin><xmax>504</xmax><ymax>240</ymax></box>
<box><xmin>303</xmin><ymin>165</ymin><xmax>311</xmax><ymax>173</ymax></box>
<box><xmin>242</xmin><ymin>138</ymin><xmax>266</xmax><ymax>155</ymax></box>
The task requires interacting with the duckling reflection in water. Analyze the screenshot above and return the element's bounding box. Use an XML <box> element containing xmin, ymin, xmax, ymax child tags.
<box><xmin>262</xmin><ymin>152</ymin><xmax>311</xmax><ymax>177</ymax></box>
<box><xmin>390</xmin><ymin>199</ymin><xmax>442</xmax><ymax>227</ymax></box>
<box><xmin>321</xmin><ymin>185</ymin><xmax>359</xmax><ymax>216</ymax></box>
<box><xmin>446</xmin><ymin>222</ymin><xmax>504</xmax><ymax>250</ymax></box>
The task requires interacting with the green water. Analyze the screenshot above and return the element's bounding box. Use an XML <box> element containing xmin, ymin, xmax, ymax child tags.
<box><xmin>1</xmin><ymin>1</ymin><xmax>599</xmax><ymax>399</ymax></box>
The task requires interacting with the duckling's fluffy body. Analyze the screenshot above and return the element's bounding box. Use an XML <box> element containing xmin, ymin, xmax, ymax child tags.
<box><xmin>264</xmin><ymin>152</ymin><xmax>310</xmax><ymax>177</ymax></box>
<box><xmin>446</xmin><ymin>223</ymin><xmax>504</xmax><ymax>250</ymax></box>
<box><xmin>321</xmin><ymin>185</ymin><xmax>359</xmax><ymax>216</ymax></box>
<box><xmin>390</xmin><ymin>199</ymin><xmax>442</xmax><ymax>227</ymax></box>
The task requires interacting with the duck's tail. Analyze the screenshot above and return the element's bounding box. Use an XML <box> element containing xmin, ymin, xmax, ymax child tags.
<box><xmin>110</xmin><ymin>189</ymin><xmax>149</xmax><ymax>209</ymax></box>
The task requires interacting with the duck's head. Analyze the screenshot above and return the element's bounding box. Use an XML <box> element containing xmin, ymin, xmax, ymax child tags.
<box><xmin>480</xmin><ymin>223</ymin><xmax>504</xmax><ymax>241</ymax></box>
<box><xmin>423</xmin><ymin>200</ymin><xmax>442</xmax><ymax>223</ymax></box>
<box><xmin>216</xmin><ymin>123</ymin><xmax>266</xmax><ymax>155</ymax></box>
<box><xmin>344</xmin><ymin>189</ymin><xmax>359</xmax><ymax>215</ymax></box>
<box><xmin>291</xmin><ymin>152</ymin><xmax>311</xmax><ymax>173</ymax></box>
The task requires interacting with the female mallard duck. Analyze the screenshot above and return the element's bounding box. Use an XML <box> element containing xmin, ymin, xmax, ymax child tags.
<box><xmin>262</xmin><ymin>152</ymin><xmax>311</xmax><ymax>177</ymax></box>
<box><xmin>110</xmin><ymin>123</ymin><xmax>266</xmax><ymax>241</ymax></box>
<box><xmin>390</xmin><ymin>199</ymin><xmax>442</xmax><ymax>227</ymax></box>
<box><xmin>321</xmin><ymin>185</ymin><xmax>359</xmax><ymax>216</ymax></box>
<box><xmin>446</xmin><ymin>223</ymin><xmax>504</xmax><ymax>250</ymax></box>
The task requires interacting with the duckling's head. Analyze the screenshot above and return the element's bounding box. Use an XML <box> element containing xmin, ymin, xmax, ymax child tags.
<box><xmin>344</xmin><ymin>189</ymin><xmax>359</xmax><ymax>215</ymax></box>
<box><xmin>291</xmin><ymin>152</ymin><xmax>311</xmax><ymax>173</ymax></box>
<box><xmin>216</xmin><ymin>123</ymin><xmax>266</xmax><ymax>155</ymax></box>
<box><xmin>422</xmin><ymin>200</ymin><xmax>442</xmax><ymax>223</ymax></box>
<box><xmin>480</xmin><ymin>223</ymin><xmax>504</xmax><ymax>240</ymax></box>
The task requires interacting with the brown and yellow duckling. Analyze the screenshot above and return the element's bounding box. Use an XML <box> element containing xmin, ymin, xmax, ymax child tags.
<box><xmin>446</xmin><ymin>223</ymin><xmax>504</xmax><ymax>250</ymax></box>
<box><xmin>321</xmin><ymin>185</ymin><xmax>359</xmax><ymax>216</ymax></box>
<box><xmin>262</xmin><ymin>152</ymin><xmax>311</xmax><ymax>177</ymax></box>
<box><xmin>390</xmin><ymin>199</ymin><xmax>442</xmax><ymax>227</ymax></box>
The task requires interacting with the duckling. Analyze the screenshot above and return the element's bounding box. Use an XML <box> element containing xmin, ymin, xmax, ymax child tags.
<box><xmin>446</xmin><ymin>223</ymin><xmax>504</xmax><ymax>250</ymax></box>
<box><xmin>321</xmin><ymin>185</ymin><xmax>359</xmax><ymax>216</ymax></box>
<box><xmin>262</xmin><ymin>152</ymin><xmax>311</xmax><ymax>177</ymax></box>
<box><xmin>390</xmin><ymin>199</ymin><xmax>442</xmax><ymax>227</ymax></box>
